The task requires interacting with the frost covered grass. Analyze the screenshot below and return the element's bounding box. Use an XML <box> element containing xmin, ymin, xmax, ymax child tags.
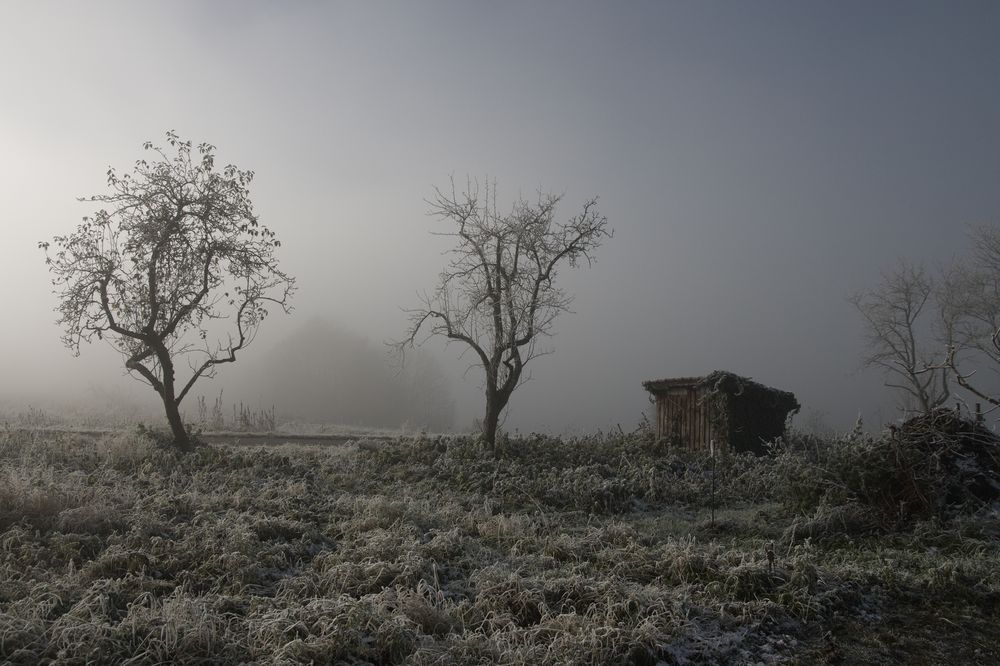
<box><xmin>0</xmin><ymin>427</ymin><xmax>997</xmax><ymax>664</ymax></box>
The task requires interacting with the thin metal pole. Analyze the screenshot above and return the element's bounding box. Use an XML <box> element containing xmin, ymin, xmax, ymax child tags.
<box><xmin>710</xmin><ymin>439</ymin><xmax>716</xmax><ymax>528</ymax></box>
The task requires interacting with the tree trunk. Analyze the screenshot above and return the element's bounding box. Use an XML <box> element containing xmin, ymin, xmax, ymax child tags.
<box><xmin>483</xmin><ymin>390</ymin><xmax>502</xmax><ymax>455</ymax></box>
<box><xmin>155</xmin><ymin>350</ymin><xmax>194</xmax><ymax>452</ymax></box>
<box><xmin>162</xmin><ymin>395</ymin><xmax>193</xmax><ymax>451</ymax></box>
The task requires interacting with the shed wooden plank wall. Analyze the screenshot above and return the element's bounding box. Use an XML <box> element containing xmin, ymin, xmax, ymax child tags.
<box><xmin>655</xmin><ymin>387</ymin><xmax>719</xmax><ymax>452</ymax></box>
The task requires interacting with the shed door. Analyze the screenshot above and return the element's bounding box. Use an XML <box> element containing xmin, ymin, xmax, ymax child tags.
<box><xmin>659</xmin><ymin>388</ymin><xmax>709</xmax><ymax>451</ymax></box>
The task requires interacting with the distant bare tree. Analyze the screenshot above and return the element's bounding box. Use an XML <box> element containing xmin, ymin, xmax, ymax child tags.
<box><xmin>938</xmin><ymin>225</ymin><xmax>1000</xmax><ymax>407</ymax></box>
<box><xmin>397</xmin><ymin>179</ymin><xmax>611</xmax><ymax>452</ymax></box>
<box><xmin>40</xmin><ymin>132</ymin><xmax>295</xmax><ymax>450</ymax></box>
<box><xmin>849</xmin><ymin>260</ymin><xmax>949</xmax><ymax>415</ymax></box>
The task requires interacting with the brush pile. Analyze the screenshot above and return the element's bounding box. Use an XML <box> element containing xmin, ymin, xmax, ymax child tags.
<box><xmin>893</xmin><ymin>408</ymin><xmax>1000</xmax><ymax>511</ymax></box>
<box><xmin>777</xmin><ymin>409</ymin><xmax>1000</xmax><ymax>526</ymax></box>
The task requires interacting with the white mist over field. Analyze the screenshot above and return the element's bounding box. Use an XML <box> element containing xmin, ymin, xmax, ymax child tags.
<box><xmin>3</xmin><ymin>1</ymin><xmax>1000</xmax><ymax>433</ymax></box>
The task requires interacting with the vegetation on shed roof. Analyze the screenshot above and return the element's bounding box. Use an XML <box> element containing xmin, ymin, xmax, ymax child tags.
<box><xmin>643</xmin><ymin>370</ymin><xmax>800</xmax><ymax>413</ymax></box>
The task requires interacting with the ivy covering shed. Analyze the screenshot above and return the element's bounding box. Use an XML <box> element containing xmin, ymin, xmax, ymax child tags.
<box><xmin>643</xmin><ymin>371</ymin><xmax>800</xmax><ymax>455</ymax></box>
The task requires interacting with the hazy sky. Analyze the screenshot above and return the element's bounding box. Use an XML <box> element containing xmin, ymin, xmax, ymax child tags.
<box><xmin>3</xmin><ymin>1</ymin><xmax>999</xmax><ymax>432</ymax></box>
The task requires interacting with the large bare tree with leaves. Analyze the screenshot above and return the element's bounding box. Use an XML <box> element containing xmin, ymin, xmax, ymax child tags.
<box><xmin>938</xmin><ymin>225</ymin><xmax>1000</xmax><ymax>407</ymax></box>
<box><xmin>398</xmin><ymin>180</ymin><xmax>611</xmax><ymax>452</ymax></box>
<box><xmin>849</xmin><ymin>259</ymin><xmax>949</xmax><ymax>414</ymax></box>
<box><xmin>40</xmin><ymin>132</ymin><xmax>295</xmax><ymax>450</ymax></box>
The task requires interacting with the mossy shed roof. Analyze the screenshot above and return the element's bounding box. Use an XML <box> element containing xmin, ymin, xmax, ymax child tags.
<box><xmin>643</xmin><ymin>370</ymin><xmax>800</xmax><ymax>412</ymax></box>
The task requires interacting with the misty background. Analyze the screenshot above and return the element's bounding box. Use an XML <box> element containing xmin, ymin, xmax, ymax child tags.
<box><xmin>2</xmin><ymin>1</ymin><xmax>999</xmax><ymax>434</ymax></box>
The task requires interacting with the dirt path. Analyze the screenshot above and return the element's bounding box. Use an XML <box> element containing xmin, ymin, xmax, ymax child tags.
<box><xmin>202</xmin><ymin>432</ymin><xmax>385</xmax><ymax>447</ymax></box>
<box><xmin>17</xmin><ymin>427</ymin><xmax>393</xmax><ymax>448</ymax></box>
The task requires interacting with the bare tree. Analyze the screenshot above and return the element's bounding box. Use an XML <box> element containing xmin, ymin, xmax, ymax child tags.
<box><xmin>849</xmin><ymin>259</ymin><xmax>949</xmax><ymax>414</ymax></box>
<box><xmin>40</xmin><ymin>132</ymin><xmax>295</xmax><ymax>450</ymax></box>
<box><xmin>938</xmin><ymin>225</ymin><xmax>1000</xmax><ymax>407</ymax></box>
<box><xmin>397</xmin><ymin>179</ymin><xmax>611</xmax><ymax>452</ymax></box>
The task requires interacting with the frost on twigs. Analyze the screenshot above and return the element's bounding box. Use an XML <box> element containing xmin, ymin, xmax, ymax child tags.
<box><xmin>396</xmin><ymin>178</ymin><xmax>611</xmax><ymax>452</ymax></box>
<box><xmin>40</xmin><ymin>132</ymin><xmax>296</xmax><ymax>450</ymax></box>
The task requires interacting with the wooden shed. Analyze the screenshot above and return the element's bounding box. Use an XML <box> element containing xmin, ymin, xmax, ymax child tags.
<box><xmin>642</xmin><ymin>371</ymin><xmax>799</xmax><ymax>455</ymax></box>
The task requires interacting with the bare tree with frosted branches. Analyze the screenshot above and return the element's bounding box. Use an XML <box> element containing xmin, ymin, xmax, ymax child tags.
<box><xmin>938</xmin><ymin>225</ymin><xmax>1000</xmax><ymax>407</ymax></box>
<box><xmin>40</xmin><ymin>132</ymin><xmax>295</xmax><ymax>450</ymax></box>
<box><xmin>849</xmin><ymin>259</ymin><xmax>949</xmax><ymax>415</ymax></box>
<box><xmin>397</xmin><ymin>179</ymin><xmax>611</xmax><ymax>452</ymax></box>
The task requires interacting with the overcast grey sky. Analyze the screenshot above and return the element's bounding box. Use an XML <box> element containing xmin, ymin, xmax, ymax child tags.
<box><xmin>3</xmin><ymin>1</ymin><xmax>999</xmax><ymax>432</ymax></box>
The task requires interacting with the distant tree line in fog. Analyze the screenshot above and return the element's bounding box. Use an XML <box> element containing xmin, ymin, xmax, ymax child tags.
<box><xmin>228</xmin><ymin>318</ymin><xmax>454</xmax><ymax>431</ymax></box>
